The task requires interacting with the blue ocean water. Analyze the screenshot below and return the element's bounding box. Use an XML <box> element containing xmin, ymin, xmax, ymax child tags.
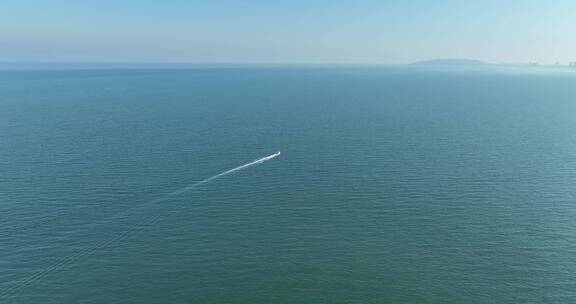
<box><xmin>1</xmin><ymin>65</ymin><xmax>576</xmax><ymax>303</ymax></box>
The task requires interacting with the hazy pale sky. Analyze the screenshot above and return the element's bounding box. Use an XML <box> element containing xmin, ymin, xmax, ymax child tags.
<box><xmin>2</xmin><ymin>0</ymin><xmax>575</xmax><ymax>64</ymax></box>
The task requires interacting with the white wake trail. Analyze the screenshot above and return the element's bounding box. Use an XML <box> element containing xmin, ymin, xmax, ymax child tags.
<box><xmin>169</xmin><ymin>152</ymin><xmax>281</xmax><ymax>196</ymax></box>
<box><xmin>0</xmin><ymin>152</ymin><xmax>281</xmax><ymax>301</ymax></box>
<box><xmin>1</xmin><ymin>152</ymin><xmax>281</xmax><ymax>236</ymax></box>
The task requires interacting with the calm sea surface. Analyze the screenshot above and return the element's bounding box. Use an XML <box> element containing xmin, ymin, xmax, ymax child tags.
<box><xmin>1</xmin><ymin>65</ymin><xmax>576</xmax><ymax>303</ymax></box>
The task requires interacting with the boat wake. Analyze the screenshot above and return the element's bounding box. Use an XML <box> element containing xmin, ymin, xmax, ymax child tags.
<box><xmin>0</xmin><ymin>151</ymin><xmax>281</xmax><ymax>301</ymax></box>
<box><xmin>171</xmin><ymin>151</ymin><xmax>281</xmax><ymax>196</ymax></box>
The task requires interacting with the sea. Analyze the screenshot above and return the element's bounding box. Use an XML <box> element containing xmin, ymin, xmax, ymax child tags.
<box><xmin>1</xmin><ymin>64</ymin><xmax>576</xmax><ymax>303</ymax></box>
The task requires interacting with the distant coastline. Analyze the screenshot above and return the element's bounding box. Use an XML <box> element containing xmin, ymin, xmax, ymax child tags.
<box><xmin>1</xmin><ymin>60</ymin><xmax>575</xmax><ymax>71</ymax></box>
<box><xmin>411</xmin><ymin>58</ymin><xmax>576</xmax><ymax>70</ymax></box>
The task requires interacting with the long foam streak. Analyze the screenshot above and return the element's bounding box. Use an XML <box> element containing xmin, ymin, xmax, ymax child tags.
<box><xmin>171</xmin><ymin>152</ymin><xmax>280</xmax><ymax>196</ymax></box>
<box><xmin>0</xmin><ymin>152</ymin><xmax>280</xmax><ymax>301</ymax></box>
<box><xmin>0</xmin><ymin>152</ymin><xmax>281</xmax><ymax>236</ymax></box>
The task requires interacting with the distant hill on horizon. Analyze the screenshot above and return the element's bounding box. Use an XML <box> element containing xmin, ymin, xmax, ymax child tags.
<box><xmin>411</xmin><ymin>59</ymin><xmax>489</xmax><ymax>66</ymax></box>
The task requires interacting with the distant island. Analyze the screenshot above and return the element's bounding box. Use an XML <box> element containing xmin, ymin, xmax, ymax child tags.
<box><xmin>411</xmin><ymin>59</ymin><xmax>576</xmax><ymax>69</ymax></box>
<box><xmin>411</xmin><ymin>59</ymin><xmax>489</xmax><ymax>66</ymax></box>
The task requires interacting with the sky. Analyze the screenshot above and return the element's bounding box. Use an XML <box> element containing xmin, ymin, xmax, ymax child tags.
<box><xmin>1</xmin><ymin>0</ymin><xmax>575</xmax><ymax>64</ymax></box>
